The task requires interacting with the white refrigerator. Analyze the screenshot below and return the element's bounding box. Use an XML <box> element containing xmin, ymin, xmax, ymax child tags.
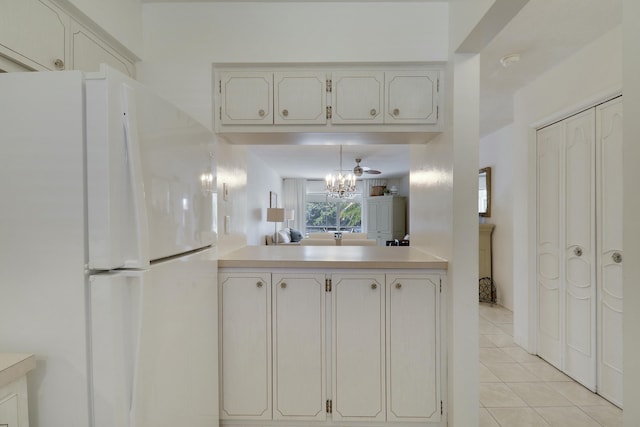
<box><xmin>0</xmin><ymin>66</ymin><xmax>219</xmax><ymax>427</ymax></box>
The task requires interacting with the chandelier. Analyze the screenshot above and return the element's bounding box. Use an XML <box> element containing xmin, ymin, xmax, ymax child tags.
<box><xmin>326</xmin><ymin>145</ymin><xmax>357</xmax><ymax>199</ymax></box>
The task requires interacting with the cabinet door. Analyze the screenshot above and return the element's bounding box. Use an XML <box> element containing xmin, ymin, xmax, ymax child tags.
<box><xmin>219</xmin><ymin>72</ymin><xmax>273</xmax><ymax>125</ymax></box>
<box><xmin>331</xmin><ymin>71</ymin><xmax>384</xmax><ymax>124</ymax></box>
<box><xmin>219</xmin><ymin>272</ymin><xmax>271</xmax><ymax>420</ymax></box>
<box><xmin>596</xmin><ymin>97</ymin><xmax>623</xmax><ymax>407</ymax></box>
<box><xmin>387</xmin><ymin>274</ymin><xmax>440</xmax><ymax>422</ymax></box>
<box><xmin>71</xmin><ymin>20</ymin><xmax>135</xmax><ymax>77</ymax></box>
<box><xmin>332</xmin><ymin>273</ymin><xmax>386</xmax><ymax>421</ymax></box>
<box><xmin>385</xmin><ymin>71</ymin><xmax>438</xmax><ymax>124</ymax></box>
<box><xmin>274</xmin><ymin>71</ymin><xmax>327</xmax><ymax>124</ymax></box>
<box><xmin>0</xmin><ymin>0</ymin><xmax>67</xmax><ymax>71</ymax></box>
<box><xmin>0</xmin><ymin>393</ymin><xmax>19</xmax><ymax>427</ymax></box>
<box><xmin>272</xmin><ymin>273</ymin><xmax>326</xmax><ymax>421</ymax></box>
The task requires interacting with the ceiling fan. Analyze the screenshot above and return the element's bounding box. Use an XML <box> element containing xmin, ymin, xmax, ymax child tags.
<box><xmin>353</xmin><ymin>158</ymin><xmax>381</xmax><ymax>176</ymax></box>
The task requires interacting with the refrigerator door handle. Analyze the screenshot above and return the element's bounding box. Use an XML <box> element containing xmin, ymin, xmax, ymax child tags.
<box><xmin>122</xmin><ymin>84</ymin><xmax>151</xmax><ymax>269</ymax></box>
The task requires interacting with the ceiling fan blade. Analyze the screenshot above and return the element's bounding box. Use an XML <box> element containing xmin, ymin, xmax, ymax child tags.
<box><xmin>365</xmin><ymin>169</ymin><xmax>381</xmax><ymax>175</ymax></box>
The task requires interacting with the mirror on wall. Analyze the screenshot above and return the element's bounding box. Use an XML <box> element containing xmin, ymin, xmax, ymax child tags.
<box><xmin>479</xmin><ymin>167</ymin><xmax>491</xmax><ymax>217</ymax></box>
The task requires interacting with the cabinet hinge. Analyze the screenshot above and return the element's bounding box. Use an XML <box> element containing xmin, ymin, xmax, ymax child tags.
<box><xmin>441</xmin><ymin>400</ymin><xmax>443</xmax><ymax>415</ymax></box>
<box><xmin>219</xmin><ymin>106</ymin><xmax>222</xmax><ymax>121</ymax></box>
<box><xmin>326</xmin><ymin>106</ymin><xmax>332</xmax><ymax>119</ymax></box>
<box><xmin>326</xmin><ymin>399</ymin><xmax>332</xmax><ymax>413</ymax></box>
<box><xmin>437</xmin><ymin>105</ymin><xmax>439</xmax><ymax>120</ymax></box>
<box><xmin>326</xmin><ymin>79</ymin><xmax>332</xmax><ymax>93</ymax></box>
<box><xmin>219</xmin><ymin>80</ymin><xmax>222</xmax><ymax>94</ymax></box>
<box><xmin>437</xmin><ymin>78</ymin><xmax>440</xmax><ymax>93</ymax></box>
<box><xmin>440</xmin><ymin>278</ymin><xmax>442</xmax><ymax>293</ymax></box>
<box><xmin>325</xmin><ymin>279</ymin><xmax>332</xmax><ymax>292</ymax></box>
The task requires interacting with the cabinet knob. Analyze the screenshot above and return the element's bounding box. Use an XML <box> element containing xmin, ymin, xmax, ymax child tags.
<box><xmin>393</xmin><ymin>108</ymin><xmax>400</xmax><ymax>116</ymax></box>
<box><xmin>282</xmin><ymin>109</ymin><xmax>289</xmax><ymax>117</ymax></box>
<box><xmin>54</xmin><ymin>58</ymin><xmax>65</xmax><ymax>70</ymax></box>
<box><xmin>256</xmin><ymin>281</ymin><xmax>263</xmax><ymax>288</ymax></box>
<box><xmin>395</xmin><ymin>283</ymin><xmax>402</xmax><ymax>289</ymax></box>
<box><xmin>574</xmin><ymin>247</ymin><xmax>583</xmax><ymax>257</ymax></box>
<box><xmin>370</xmin><ymin>109</ymin><xmax>377</xmax><ymax>116</ymax></box>
<box><xmin>371</xmin><ymin>283</ymin><xmax>377</xmax><ymax>290</ymax></box>
<box><xmin>258</xmin><ymin>109</ymin><xmax>265</xmax><ymax>117</ymax></box>
<box><xmin>281</xmin><ymin>282</ymin><xmax>287</xmax><ymax>289</ymax></box>
<box><xmin>612</xmin><ymin>252</ymin><xmax>623</xmax><ymax>263</ymax></box>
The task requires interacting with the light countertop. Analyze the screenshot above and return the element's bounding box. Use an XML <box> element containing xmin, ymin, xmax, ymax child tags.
<box><xmin>0</xmin><ymin>353</ymin><xmax>35</xmax><ymax>388</ymax></box>
<box><xmin>218</xmin><ymin>245</ymin><xmax>448</xmax><ymax>270</ymax></box>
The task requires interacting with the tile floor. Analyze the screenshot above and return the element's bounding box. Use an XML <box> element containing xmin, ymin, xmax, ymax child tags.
<box><xmin>479</xmin><ymin>303</ymin><xmax>623</xmax><ymax>427</ymax></box>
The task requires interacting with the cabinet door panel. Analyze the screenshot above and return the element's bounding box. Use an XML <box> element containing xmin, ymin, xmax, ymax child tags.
<box><xmin>332</xmin><ymin>274</ymin><xmax>386</xmax><ymax>421</ymax></box>
<box><xmin>220</xmin><ymin>72</ymin><xmax>273</xmax><ymax>124</ymax></box>
<box><xmin>0</xmin><ymin>0</ymin><xmax>67</xmax><ymax>71</ymax></box>
<box><xmin>219</xmin><ymin>273</ymin><xmax>271</xmax><ymax>419</ymax></box>
<box><xmin>387</xmin><ymin>274</ymin><xmax>440</xmax><ymax>422</ymax></box>
<box><xmin>332</xmin><ymin>71</ymin><xmax>384</xmax><ymax>124</ymax></box>
<box><xmin>596</xmin><ymin>97</ymin><xmax>623</xmax><ymax>407</ymax></box>
<box><xmin>385</xmin><ymin>71</ymin><xmax>438</xmax><ymax>124</ymax></box>
<box><xmin>274</xmin><ymin>72</ymin><xmax>327</xmax><ymax>124</ymax></box>
<box><xmin>272</xmin><ymin>273</ymin><xmax>326</xmax><ymax>421</ymax></box>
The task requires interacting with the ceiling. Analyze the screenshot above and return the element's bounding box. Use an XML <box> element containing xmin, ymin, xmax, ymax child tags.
<box><xmin>224</xmin><ymin>0</ymin><xmax>621</xmax><ymax>179</ymax></box>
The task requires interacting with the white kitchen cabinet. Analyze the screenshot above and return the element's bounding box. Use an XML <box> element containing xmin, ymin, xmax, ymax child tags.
<box><xmin>331</xmin><ymin>71</ymin><xmax>384</xmax><ymax>124</ymax></box>
<box><xmin>385</xmin><ymin>71</ymin><xmax>439</xmax><ymax>124</ymax></box>
<box><xmin>219</xmin><ymin>72</ymin><xmax>273</xmax><ymax>125</ymax></box>
<box><xmin>272</xmin><ymin>273</ymin><xmax>326</xmax><ymax>421</ymax></box>
<box><xmin>366</xmin><ymin>196</ymin><xmax>406</xmax><ymax>246</ymax></box>
<box><xmin>70</xmin><ymin>20</ymin><xmax>134</xmax><ymax>77</ymax></box>
<box><xmin>0</xmin><ymin>354</ymin><xmax>34</xmax><ymax>427</ymax></box>
<box><xmin>219</xmin><ymin>272</ymin><xmax>272</xmax><ymax>420</ymax></box>
<box><xmin>219</xmin><ymin>268</ymin><xmax>443</xmax><ymax>426</ymax></box>
<box><xmin>0</xmin><ymin>0</ymin><xmax>68</xmax><ymax>71</ymax></box>
<box><xmin>274</xmin><ymin>72</ymin><xmax>327</xmax><ymax>125</ymax></box>
<box><xmin>387</xmin><ymin>274</ymin><xmax>441</xmax><ymax>422</ymax></box>
<box><xmin>331</xmin><ymin>273</ymin><xmax>386</xmax><ymax>421</ymax></box>
<box><xmin>536</xmin><ymin>96</ymin><xmax>623</xmax><ymax>406</ymax></box>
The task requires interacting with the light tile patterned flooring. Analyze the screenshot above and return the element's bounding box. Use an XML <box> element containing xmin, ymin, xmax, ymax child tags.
<box><xmin>479</xmin><ymin>303</ymin><xmax>623</xmax><ymax>427</ymax></box>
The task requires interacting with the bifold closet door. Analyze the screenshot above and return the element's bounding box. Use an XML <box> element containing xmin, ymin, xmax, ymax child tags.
<box><xmin>536</xmin><ymin>121</ymin><xmax>564</xmax><ymax>369</ymax></box>
<box><xmin>562</xmin><ymin>110</ymin><xmax>597</xmax><ymax>391</ymax></box>
<box><xmin>596</xmin><ymin>97</ymin><xmax>623</xmax><ymax>407</ymax></box>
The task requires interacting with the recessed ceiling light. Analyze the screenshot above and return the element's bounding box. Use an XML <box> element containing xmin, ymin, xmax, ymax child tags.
<box><xmin>500</xmin><ymin>53</ymin><xmax>521</xmax><ymax>68</ymax></box>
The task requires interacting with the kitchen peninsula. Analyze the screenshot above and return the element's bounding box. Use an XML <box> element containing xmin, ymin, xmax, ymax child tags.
<box><xmin>218</xmin><ymin>245</ymin><xmax>448</xmax><ymax>426</ymax></box>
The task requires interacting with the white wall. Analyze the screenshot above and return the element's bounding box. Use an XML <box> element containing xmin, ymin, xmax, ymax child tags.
<box><xmin>479</xmin><ymin>124</ymin><xmax>514</xmax><ymax>309</ymax></box>
<box><xmin>511</xmin><ymin>26</ymin><xmax>622</xmax><ymax>350</ymax></box>
<box><xmin>216</xmin><ymin>139</ymin><xmax>248</xmax><ymax>255</ymax></box>
<box><xmin>63</xmin><ymin>0</ymin><xmax>143</xmax><ymax>57</ymax></box>
<box><xmin>246</xmin><ymin>150</ymin><xmax>284</xmax><ymax>246</ymax></box>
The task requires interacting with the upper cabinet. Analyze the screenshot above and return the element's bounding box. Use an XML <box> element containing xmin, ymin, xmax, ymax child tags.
<box><xmin>0</xmin><ymin>0</ymin><xmax>136</xmax><ymax>76</ymax></box>
<box><xmin>214</xmin><ymin>64</ymin><xmax>443</xmax><ymax>136</ymax></box>
<box><xmin>0</xmin><ymin>0</ymin><xmax>68</xmax><ymax>71</ymax></box>
<box><xmin>70</xmin><ymin>20</ymin><xmax>135</xmax><ymax>77</ymax></box>
<box><xmin>274</xmin><ymin>71</ymin><xmax>327</xmax><ymax>125</ymax></box>
<box><xmin>385</xmin><ymin>71</ymin><xmax>438</xmax><ymax>124</ymax></box>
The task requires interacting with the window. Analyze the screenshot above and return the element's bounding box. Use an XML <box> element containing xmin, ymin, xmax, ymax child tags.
<box><xmin>305</xmin><ymin>180</ymin><xmax>362</xmax><ymax>233</ymax></box>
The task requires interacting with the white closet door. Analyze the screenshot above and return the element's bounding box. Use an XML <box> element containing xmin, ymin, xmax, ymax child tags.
<box><xmin>596</xmin><ymin>97</ymin><xmax>623</xmax><ymax>407</ymax></box>
<box><xmin>536</xmin><ymin>121</ymin><xmax>564</xmax><ymax>369</ymax></box>
<box><xmin>563</xmin><ymin>110</ymin><xmax>597</xmax><ymax>390</ymax></box>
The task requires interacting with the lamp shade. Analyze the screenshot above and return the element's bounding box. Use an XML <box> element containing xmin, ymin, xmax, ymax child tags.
<box><xmin>267</xmin><ymin>208</ymin><xmax>285</xmax><ymax>222</ymax></box>
<box><xmin>284</xmin><ymin>209</ymin><xmax>294</xmax><ymax>221</ymax></box>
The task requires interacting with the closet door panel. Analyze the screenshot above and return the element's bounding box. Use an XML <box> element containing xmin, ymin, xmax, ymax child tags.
<box><xmin>596</xmin><ymin>97</ymin><xmax>623</xmax><ymax>407</ymax></box>
<box><xmin>536</xmin><ymin>122</ymin><xmax>563</xmax><ymax>368</ymax></box>
<box><xmin>563</xmin><ymin>110</ymin><xmax>596</xmax><ymax>390</ymax></box>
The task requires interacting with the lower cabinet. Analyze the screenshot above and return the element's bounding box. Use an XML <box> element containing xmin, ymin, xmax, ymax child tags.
<box><xmin>219</xmin><ymin>270</ymin><xmax>442</xmax><ymax>425</ymax></box>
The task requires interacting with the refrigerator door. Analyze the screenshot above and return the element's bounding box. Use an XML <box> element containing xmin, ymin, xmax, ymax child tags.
<box><xmin>87</xmin><ymin>66</ymin><xmax>217</xmax><ymax>270</ymax></box>
<box><xmin>90</xmin><ymin>248</ymin><xmax>218</xmax><ymax>427</ymax></box>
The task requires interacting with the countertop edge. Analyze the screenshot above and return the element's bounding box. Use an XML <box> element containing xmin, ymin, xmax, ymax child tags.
<box><xmin>218</xmin><ymin>259</ymin><xmax>448</xmax><ymax>269</ymax></box>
